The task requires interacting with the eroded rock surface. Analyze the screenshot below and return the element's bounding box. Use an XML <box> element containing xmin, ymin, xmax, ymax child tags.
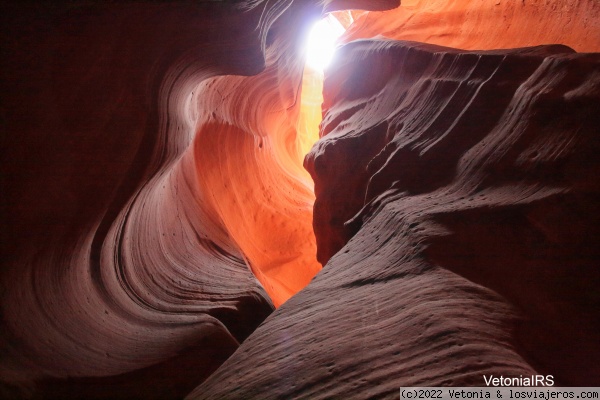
<box><xmin>0</xmin><ymin>1</ymin><xmax>322</xmax><ymax>397</ymax></box>
<box><xmin>189</xmin><ymin>40</ymin><xmax>600</xmax><ymax>399</ymax></box>
<box><xmin>343</xmin><ymin>0</ymin><xmax>600</xmax><ymax>53</ymax></box>
<box><xmin>2</xmin><ymin>0</ymin><xmax>600</xmax><ymax>398</ymax></box>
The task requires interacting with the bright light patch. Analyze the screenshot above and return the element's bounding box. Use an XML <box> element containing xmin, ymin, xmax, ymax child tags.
<box><xmin>305</xmin><ymin>15</ymin><xmax>345</xmax><ymax>72</ymax></box>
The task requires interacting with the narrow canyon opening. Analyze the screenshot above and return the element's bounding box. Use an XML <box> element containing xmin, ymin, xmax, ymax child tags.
<box><xmin>194</xmin><ymin>11</ymin><xmax>351</xmax><ymax>308</ymax></box>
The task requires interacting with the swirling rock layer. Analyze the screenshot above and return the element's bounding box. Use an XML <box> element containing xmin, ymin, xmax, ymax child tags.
<box><xmin>344</xmin><ymin>0</ymin><xmax>600</xmax><ymax>52</ymax></box>
<box><xmin>2</xmin><ymin>0</ymin><xmax>600</xmax><ymax>398</ymax></box>
<box><xmin>1</xmin><ymin>1</ymin><xmax>325</xmax><ymax>398</ymax></box>
<box><xmin>189</xmin><ymin>40</ymin><xmax>600</xmax><ymax>399</ymax></box>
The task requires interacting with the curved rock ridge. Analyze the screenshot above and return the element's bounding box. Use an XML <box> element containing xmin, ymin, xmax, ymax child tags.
<box><xmin>0</xmin><ymin>0</ymin><xmax>327</xmax><ymax>397</ymax></box>
<box><xmin>189</xmin><ymin>4</ymin><xmax>323</xmax><ymax>306</ymax></box>
<box><xmin>188</xmin><ymin>40</ymin><xmax>600</xmax><ymax>399</ymax></box>
<box><xmin>342</xmin><ymin>0</ymin><xmax>600</xmax><ymax>53</ymax></box>
<box><xmin>3</xmin><ymin>0</ymin><xmax>599</xmax><ymax>398</ymax></box>
<box><xmin>1</xmin><ymin>0</ymin><xmax>407</xmax><ymax>396</ymax></box>
<box><xmin>309</xmin><ymin>40</ymin><xmax>600</xmax><ymax>384</ymax></box>
<box><xmin>322</xmin><ymin>0</ymin><xmax>399</xmax><ymax>13</ymax></box>
<box><xmin>186</xmin><ymin>0</ymin><xmax>403</xmax><ymax>308</ymax></box>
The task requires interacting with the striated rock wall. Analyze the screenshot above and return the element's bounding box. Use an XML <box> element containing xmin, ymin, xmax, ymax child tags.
<box><xmin>308</xmin><ymin>40</ymin><xmax>600</xmax><ymax>385</ymax></box>
<box><xmin>189</xmin><ymin>6</ymin><xmax>322</xmax><ymax>306</ymax></box>
<box><xmin>2</xmin><ymin>0</ymin><xmax>599</xmax><ymax>398</ymax></box>
<box><xmin>343</xmin><ymin>0</ymin><xmax>600</xmax><ymax>53</ymax></box>
<box><xmin>0</xmin><ymin>0</ymin><xmax>324</xmax><ymax>397</ymax></box>
<box><xmin>189</xmin><ymin>29</ymin><xmax>600</xmax><ymax>400</ymax></box>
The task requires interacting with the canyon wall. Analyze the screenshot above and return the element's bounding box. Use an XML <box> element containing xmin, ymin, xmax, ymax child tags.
<box><xmin>344</xmin><ymin>0</ymin><xmax>600</xmax><ymax>53</ymax></box>
<box><xmin>189</xmin><ymin>40</ymin><xmax>600</xmax><ymax>399</ymax></box>
<box><xmin>2</xmin><ymin>0</ymin><xmax>599</xmax><ymax>399</ymax></box>
<box><xmin>0</xmin><ymin>0</ymin><xmax>325</xmax><ymax>397</ymax></box>
<box><xmin>189</xmin><ymin>0</ymin><xmax>600</xmax><ymax>398</ymax></box>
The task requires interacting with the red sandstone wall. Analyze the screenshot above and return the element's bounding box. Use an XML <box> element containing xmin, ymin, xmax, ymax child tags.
<box><xmin>190</xmin><ymin>40</ymin><xmax>600</xmax><ymax>398</ymax></box>
<box><xmin>0</xmin><ymin>1</ymin><xmax>321</xmax><ymax>397</ymax></box>
<box><xmin>343</xmin><ymin>0</ymin><xmax>600</xmax><ymax>52</ymax></box>
<box><xmin>188</xmin><ymin>1</ymin><xmax>600</xmax><ymax>398</ymax></box>
<box><xmin>2</xmin><ymin>0</ymin><xmax>599</xmax><ymax>398</ymax></box>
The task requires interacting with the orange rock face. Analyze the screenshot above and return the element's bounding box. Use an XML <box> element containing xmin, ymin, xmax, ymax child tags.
<box><xmin>0</xmin><ymin>1</ymin><xmax>322</xmax><ymax>397</ymax></box>
<box><xmin>191</xmin><ymin>39</ymin><xmax>600</xmax><ymax>399</ymax></box>
<box><xmin>343</xmin><ymin>0</ymin><xmax>600</xmax><ymax>53</ymax></box>
<box><xmin>190</xmin><ymin>41</ymin><xmax>321</xmax><ymax>308</ymax></box>
<box><xmin>2</xmin><ymin>0</ymin><xmax>600</xmax><ymax>398</ymax></box>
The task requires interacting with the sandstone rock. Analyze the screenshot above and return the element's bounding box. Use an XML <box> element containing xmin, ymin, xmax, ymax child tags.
<box><xmin>0</xmin><ymin>1</ymin><xmax>297</xmax><ymax>397</ymax></box>
<box><xmin>189</xmin><ymin>40</ymin><xmax>600</xmax><ymax>399</ymax></box>
<box><xmin>342</xmin><ymin>0</ymin><xmax>600</xmax><ymax>53</ymax></box>
<box><xmin>2</xmin><ymin>0</ymin><xmax>599</xmax><ymax>398</ymax></box>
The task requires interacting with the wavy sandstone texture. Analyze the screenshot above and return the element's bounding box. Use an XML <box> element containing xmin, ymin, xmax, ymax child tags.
<box><xmin>2</xmin><ymin>0</ymin><xmax>600</xmax><ymax>399</ymax></box>
<box><xmin>188</xmin><ymin>41</ymin><xmax>600</xmax><ymax>399</ymax></box>
<box><xmin>343</xmin><ymin>0</ymin><xmax>600</xmax><ymax>53</ymax></box>
<box><xmin>0</xmin><ymin>0</ymin><xmax>339</xmax><ymax>397</ymax></box>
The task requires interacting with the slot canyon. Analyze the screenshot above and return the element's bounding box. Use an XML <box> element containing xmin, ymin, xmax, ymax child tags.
<box><xmin>1</xmin><ymin>0</ymin><xmax>599</xmax><ymax>398</ymax></box>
